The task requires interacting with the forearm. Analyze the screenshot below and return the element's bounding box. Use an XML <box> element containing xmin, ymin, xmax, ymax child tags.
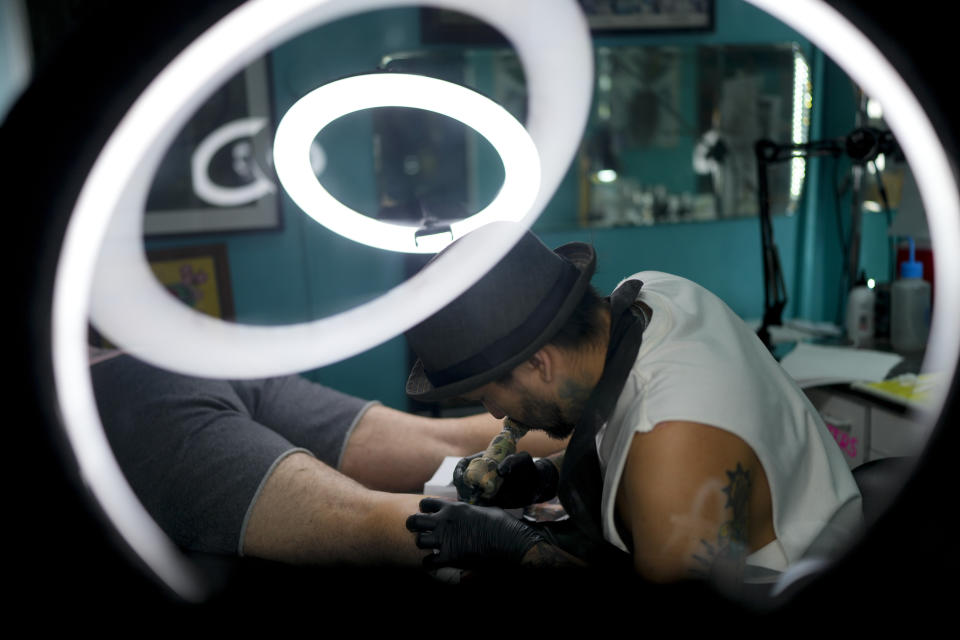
<box><xmin>443</xmin><ymin>413</ymin><xmax>567</xmax><ymax>458</ymax></box>
<box><xmin>243</xmin><ymin>452</ymin><xmax>426</xmax><ymax>566</ymax></box>
<box><xmin>339</xmin><ymin>406</ymin><xmax>567</xmax><ymax>493</ymax></box>
<box><xmin>340</xmin><ymin>405</ymin><xmax>491</xmax><ymax>492</ymax></box>
<box><xmin>341</xmin><ymin>407</ymin><xmax>526</xmax><ymax>492</ymax></box>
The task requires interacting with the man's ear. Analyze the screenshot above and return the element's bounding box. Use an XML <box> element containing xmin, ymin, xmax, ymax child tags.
<box><xmin>526</xmin><ymin>347</ymin><xmax>556</xmax><ymax>384</ymax></box>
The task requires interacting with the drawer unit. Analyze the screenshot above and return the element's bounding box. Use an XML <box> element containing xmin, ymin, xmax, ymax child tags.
<box><xmin>805</xmin><ymin>388</ymin><xmax>869</xmax><ymax>468</ymax></box>
<box><xmin>804</xmin><ymin>385</ymin><xmax>924</xmax><ymax>467</ymax></box>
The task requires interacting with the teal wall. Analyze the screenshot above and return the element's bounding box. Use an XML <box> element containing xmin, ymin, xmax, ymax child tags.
<box><xmin>140</xmin><ymin>1</ymin><xmax>878</xmax><ymax>410</ymax></box>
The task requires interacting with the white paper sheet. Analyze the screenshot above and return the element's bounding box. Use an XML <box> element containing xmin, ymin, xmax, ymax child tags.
<box><xmin>423</xmin><ymin>456</ymin><xmax>461</xmax><ymax>499</ymax></box>
<box><xmin>779</xmin><ymin>342</ymin><xmax>903</xmax><ymax>388</ymax></box>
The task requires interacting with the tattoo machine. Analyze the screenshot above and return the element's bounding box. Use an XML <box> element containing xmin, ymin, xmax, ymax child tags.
<box><xmin>456</xmin><ymin>417</ymin><xmax>528</xmax><ymax>504</ymax></box>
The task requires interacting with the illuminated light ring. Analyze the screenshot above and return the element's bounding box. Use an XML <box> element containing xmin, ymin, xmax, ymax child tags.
<box><xmin>87</xmin><ymin>0</ymin><xmax>593</xmax><ymax>379</ymax></box>
<box><xmin>60</xmin><ymin>0</ymin><xmax>592</xmax><ymax>599</ymax></box>
<box><xmin>190</xmin><ymin>116</ymin><xmax>275</xmax><ymax>207</ymax></box>
<box><xmin>272</xmin><ymin>73</ymin><xmax>541</xmax><ymax>254</ymax></box>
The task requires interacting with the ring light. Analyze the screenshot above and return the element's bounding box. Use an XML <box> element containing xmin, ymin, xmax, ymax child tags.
<box><xmin>38</xmin><ymin>0</ymin><xmax>959</xmax><ymax>604</ymax></box>
<box><xmin>272</xmin><ymin>73</ymin><xmax>541</xmax><ymax>253</ymax></box>
<box><xmin>86</xmin><ymin>0</ymin><xmax>593</xmax><ymax>379</ymax></box>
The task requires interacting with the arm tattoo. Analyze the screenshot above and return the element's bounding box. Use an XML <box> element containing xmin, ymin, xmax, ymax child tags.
<box><xmin>689</xmin><ymin>462</ymin><xmax>751</xmax><ymax>587</ymax></box>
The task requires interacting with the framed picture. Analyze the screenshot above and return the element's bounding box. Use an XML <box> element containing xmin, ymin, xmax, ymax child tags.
<box><xmin>146</xmin><ymin>244</ymin><xmax>236</xmax><ymax>321</ymax></box>
<box><xmin>578</xmin><ymin>0</ymin><xmax>714</xmax><ymax>33</ymax></box>
<box><xmin>143</xmin><ymin>57</ymin><xmax>281</xmax><ymax>237</ymax></box>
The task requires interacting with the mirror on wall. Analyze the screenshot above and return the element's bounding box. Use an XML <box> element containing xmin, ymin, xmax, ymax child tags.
<box><xmin>584</xmin><ymin>43</ymin><xmax>810</xmax><ymax>227</ymax></box>
<box><xmin>376</xmin><ymin>41</ymin><xmax>812</xmax><ymax>231</ymax></box>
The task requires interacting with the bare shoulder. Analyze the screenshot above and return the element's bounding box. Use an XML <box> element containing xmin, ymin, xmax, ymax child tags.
<box><xmin>629</xmin><ymin>420</ymin><xmax>758</xmax><ymax>469</ymax></box>
<box><xmin>614</xmin><ymin>421</ymin><xmax>774</xmax><ymax>584</ymax></box>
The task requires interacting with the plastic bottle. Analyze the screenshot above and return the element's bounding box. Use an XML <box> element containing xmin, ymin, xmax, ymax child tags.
<box><xmin>845</xmin><ymin>271</ymin><xmax>875</xmax><ymax>347</ymax></box>
<box><xmin>890</xmin><ymin>237</ymin><xmax>931</xmax><ymax>353</ymax></box>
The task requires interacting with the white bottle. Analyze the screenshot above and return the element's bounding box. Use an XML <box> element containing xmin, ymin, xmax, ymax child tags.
<box><xmin>845</xmin><ymin>274</ymin><xmax>875</xmax><ymax>348</ymax></box>
<box><xmin>890</xmin><ymin>237</ymin><xmax>931</xmax><ymax>353</ymax></box>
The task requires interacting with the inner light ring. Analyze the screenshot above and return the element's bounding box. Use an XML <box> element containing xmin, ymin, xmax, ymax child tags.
<box><xmin>86</xmin><ymin>0</ymin><xmax>593</xmax><ymax>379</ymax></box>
<box><xmin>272</xmin><ymin>73</ymin><xmax>541</xmax><ymax>253</ymax></box>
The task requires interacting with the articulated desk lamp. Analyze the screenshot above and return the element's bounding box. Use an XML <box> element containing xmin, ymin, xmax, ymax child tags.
<box><xmin>754</xmin><ymin>126</ymin><xmax>898</xmax><ymax>352</ymax></box>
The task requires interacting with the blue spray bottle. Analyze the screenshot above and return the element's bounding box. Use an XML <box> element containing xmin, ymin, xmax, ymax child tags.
<box><xmin>890</xmin><ymin>236</ymin><xmax>931</xmax><ymax>353</ymax></box>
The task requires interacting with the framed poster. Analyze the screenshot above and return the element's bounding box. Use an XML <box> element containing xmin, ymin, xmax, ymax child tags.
<box><xmin>143</xmin><ymin>57</ymin><xmax>281</xmax><ymax>237</ymax></box>
<box><xmin>145</xmin><ymin>244</ymin><xmax>236</xmax><ymax>320</ymax></box>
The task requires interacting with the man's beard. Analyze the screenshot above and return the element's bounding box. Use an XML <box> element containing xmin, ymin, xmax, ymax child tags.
<box><xmin>514</xmin><ymin>379</ymin><xmax>590</xmax><ymax>440</ymax></box>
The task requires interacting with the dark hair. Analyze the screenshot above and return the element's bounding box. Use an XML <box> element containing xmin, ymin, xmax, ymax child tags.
<box><xmin>492</xmin><ymin>285</ymin><xmax>607</xmax><ymax>388</ymax></box>
<box><xmin>547</xmin><ymin>284</ymin><xmax>608</xmax><ymax>350</ymax></box>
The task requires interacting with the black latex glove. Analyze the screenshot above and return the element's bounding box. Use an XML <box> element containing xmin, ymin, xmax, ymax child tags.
<box><xmin>451</xmin><ymin>452</ymin><xmax>483</xmax><ymax>502</ymax></box>
<box><xmin>406</xmin><ymin>497</ymin><xmax>545</xmax><ymax>570</ymax></box>
<box><xmin>453</xmin><ymin>451</ymin><xmax>560</xmax><ymax>508</ymax></box>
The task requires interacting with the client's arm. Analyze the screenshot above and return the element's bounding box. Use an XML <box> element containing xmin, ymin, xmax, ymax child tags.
<box><xmin>339</xmin><ymin>405</ymin><xmax>566</xmax><ymax>493</ymax></box>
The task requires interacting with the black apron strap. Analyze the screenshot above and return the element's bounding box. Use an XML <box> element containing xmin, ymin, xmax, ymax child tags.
<box><xmin>553</xmin><ymin>279</ymin><xmax>647</xmax><ymax>566</ymax></box>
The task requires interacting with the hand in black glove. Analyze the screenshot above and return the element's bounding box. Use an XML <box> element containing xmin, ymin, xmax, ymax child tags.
<box><xmin>453</xmin><ymin>451</ymin><xmax>559</xmax><ymax>508</ymax></box>
<box><xmin>405</xmin><ymin>497</ymin><xmax>545</xmax><ymax>570</ymax></box>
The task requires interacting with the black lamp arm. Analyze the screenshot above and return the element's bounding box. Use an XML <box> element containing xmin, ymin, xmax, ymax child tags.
<box><xmin>753</xmin><ymin>128</ymin><xmax>898</xmax><ymax>352</ymax></box>
<box><xmin>753</xmin><ymin>137</ymin><xmax>847</xmax><ymax>352</ymax></box>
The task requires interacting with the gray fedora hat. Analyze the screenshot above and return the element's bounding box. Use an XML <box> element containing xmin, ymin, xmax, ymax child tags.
<box><xmin>405</xmin><ymin>226</ymin><xmax>596</xmax><ymax>402</ymax></box>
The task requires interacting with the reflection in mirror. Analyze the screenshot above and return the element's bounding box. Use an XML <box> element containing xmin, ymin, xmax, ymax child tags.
<box><xmin>371</xmin><ymin>52</ymin><xmax>506</xmax><ymax>225</ymax></box>
<box><xmin>378</xmin><ymin>42</ymin><xmax>812</xmax><ymax>230</ymax></box>
<box><xmin>583</xmin><ymin>43</ymin><xmax>810</xmax><ymax>227</ymax></box>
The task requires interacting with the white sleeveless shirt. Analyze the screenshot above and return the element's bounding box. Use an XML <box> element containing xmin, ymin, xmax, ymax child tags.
<box><xmin>596</xmin><ymin>272</ymin><xmax>862</xmax><ymax>574</ymax></box>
